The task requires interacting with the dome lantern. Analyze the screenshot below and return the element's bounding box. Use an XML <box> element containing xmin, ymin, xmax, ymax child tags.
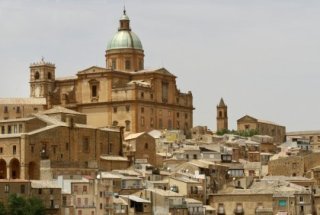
<box><xmin>105</xmin><ymin>10</ymin><xmax>145</xmax><ymax>72</ymax></box>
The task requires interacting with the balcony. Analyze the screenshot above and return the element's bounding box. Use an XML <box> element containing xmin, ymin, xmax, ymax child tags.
<box><xmin>76</xmin><ymin>204</ymin><xmax>95</xmax><ymax>208</ymax></box>
<box><xmin>169</xmin><ymin>202</ymin><xmax>187</xmax><ymax>209</ymax></box>
<box><xmin>104</xmin><ymin>191</ymin><xmax>114</xmax><ymax>196</ymax></box>
<box><xmin>105</xmin><ymin>204</ymin><xmax>113</xmax><ymax>209</ymax></box>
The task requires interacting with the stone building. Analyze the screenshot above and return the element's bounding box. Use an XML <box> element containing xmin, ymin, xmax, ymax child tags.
<box><xmin>0</xmin><ymin>106</ymin><xmax>121</xmax><ymax>180</ymax></box>
<box><xmin>124</xmin><ymin>132</ymin><xmax>157</xmax><ymax>166</ymax></box>
<box><xmin>237</xmin><ymin>115</ymin><xmax>286</xmax><ymax>143</ymax></box>
<box><xmin>287</xmin><ymin>130</ymin><xmax>320</xmax><ymax>151</ymax></box>
<box><xmin>0</xmin><ymin>10</ymin><xmax>194</xmax><ymax>134</ymax></box>
<box><xmin>268</xmin><ymin>152</ymin><xmax>320</xmax><ymax>177</ymax></box>
<box><xmin>210</xmin><ymin>180</ymin><xmax>313</xmax><ymax>215</ymax></box>
<box><xmin>0</xmin><ymin>179</ymin><xmax>62</xmax><ymax>215</ymax></box>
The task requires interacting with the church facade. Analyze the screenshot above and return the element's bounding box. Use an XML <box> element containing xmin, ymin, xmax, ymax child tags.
<box><xmin>1</xmin><ymin>10</ymin><xmax>194</xmax><ymax>133</ymax></box>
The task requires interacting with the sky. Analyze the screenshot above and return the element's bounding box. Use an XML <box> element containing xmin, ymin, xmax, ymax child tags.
<box><xmin>0</xmin><ymin>0</ymin><xmax>320</xmax><ymax>132</ymax></box>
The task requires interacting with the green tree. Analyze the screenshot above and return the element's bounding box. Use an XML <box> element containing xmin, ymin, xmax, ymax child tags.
<box><xmin>8</xmin><ymin>194</ymin><xmax>26</xmax><ymax>215</ymax></box>
<box><xmin>8</xmin><ymin>194</ymin><xmax>45</xmax><ymax>215</ymax></box>
<box><xmin>26</xmin><ymin>197</ymin><xmax>45</xmax><ymax>215</ymax></box>
<box><xmin>0</xmin><ymin>202</ymin><xmax>7</xmax><ymax>215</ymax></box>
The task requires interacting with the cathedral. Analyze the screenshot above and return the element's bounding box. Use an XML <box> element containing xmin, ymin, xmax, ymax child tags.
<box><xmin>1</xmin><ymin>10</ymin><xmax>194</xmax><ymax>133</ymax></box>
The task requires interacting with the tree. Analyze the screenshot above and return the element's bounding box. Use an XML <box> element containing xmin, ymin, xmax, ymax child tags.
<box><xmin>26</xmin><ymin>197</ymin><xmax>45</xmax><ymax>215</ymax></box>
<box><xmin>8</xmin><ymin>194</ymin><xmax>26</xmax><ymax>215</ymax></box>
<box><xmin>0</xmin><ymin>202</ymin><xmax>7</xmax><ymax>215</ymax></box>
<box><xmin>8</xmin><ymin>194</ymin><xmax>45</xmax><ymax>215</ymax></box>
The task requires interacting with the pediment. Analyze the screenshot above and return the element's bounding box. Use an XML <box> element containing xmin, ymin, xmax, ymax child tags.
<box><xmin>77</xmin><ymin>66</ymin><xmax>107</xmax><ymax>75</ymax></box>
<box><xmin>237</xmin><ymin>115</ymin><xmax>258</xmax><ymax>123</ymax></box>
<box><xmin>154</xmin><ymin>68</ymin><xmax>176</xmax><ymax>77</ymax></box>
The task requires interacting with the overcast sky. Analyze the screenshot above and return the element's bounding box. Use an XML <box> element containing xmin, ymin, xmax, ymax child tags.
<box><xmin>0</xmin><ymin>0</ymin><xmax>320</xmax><ymax>132</ymax></box>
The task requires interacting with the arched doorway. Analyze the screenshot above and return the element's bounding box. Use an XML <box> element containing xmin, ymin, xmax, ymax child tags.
<box><xmin>9</xmin><ymin>159</ymin><xmax>20</xmax><ymax>179</ymax></box>
<box><xmin>28</xmin><ymin>162</ymin><xmax>38</xmax><ymax>180</ymax></box>
<box><xmin>0</xmin><ymin>159</ymin><xmax>6</xmax><ymax>179</ymax></box>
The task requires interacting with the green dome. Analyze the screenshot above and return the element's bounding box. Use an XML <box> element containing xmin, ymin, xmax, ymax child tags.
<box><xmin>107</xmin><ymin>31</ymin><xmax>143</xmax><ymax>50</ymax></box>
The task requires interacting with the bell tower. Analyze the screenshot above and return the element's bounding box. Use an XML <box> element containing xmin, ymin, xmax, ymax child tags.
<box><xmin>216</xmin><ymin>98</ymin><xmax>228</xmax><ymax>132</ymax></box>
<box><xmin>29</xmin><ymin>58</ymin><xmax>55</xmax><ymax>98</ymax></box>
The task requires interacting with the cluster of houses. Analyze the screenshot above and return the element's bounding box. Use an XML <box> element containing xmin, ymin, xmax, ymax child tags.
<box><xmin>1</xmin><ymin>105</ymin><xmax>320</xmax><ymax>214</ymax></box>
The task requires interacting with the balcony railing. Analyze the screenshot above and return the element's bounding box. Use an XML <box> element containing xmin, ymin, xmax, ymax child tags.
<box><xmin>76</xmin><ymin>204</ymin><xmax>95</xmax><ymax>208</ymax></box>
<box><xmin>169</xmin><ymin>203</ymin><xmax>187</xmax><ymax>209</ymax></box>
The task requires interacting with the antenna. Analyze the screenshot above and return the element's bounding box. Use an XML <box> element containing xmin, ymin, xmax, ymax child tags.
<box><xmin>123</xmin><ymin>0</ymin><xmax>126</xmax><ymax>15</ymax></box>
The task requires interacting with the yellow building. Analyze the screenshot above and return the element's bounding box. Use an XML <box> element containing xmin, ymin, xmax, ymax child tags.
<box><xmin>0</xmin><ymin>10</ymin><xmax>194</xmax><ymax>134</ymax></box>
<box><xmin>0</xmin><ymin>106</ymin><xmax>121</xmax><ymax>180</ymax></box>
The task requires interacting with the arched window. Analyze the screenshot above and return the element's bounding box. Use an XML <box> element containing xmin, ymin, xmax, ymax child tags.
<box><xmin>219</xmin><ymin>111</ymin><xmax>223</xmax><ymax>117</ymax></box>
<box><xmin>34</xmin><ymin>72</ymin><xmax>40</xmax><ymax>80</ymax></box>
<box><xmin>144</xmin><ymin>143</ymin><xmax>148</xmax><ymax>149</ymax></box>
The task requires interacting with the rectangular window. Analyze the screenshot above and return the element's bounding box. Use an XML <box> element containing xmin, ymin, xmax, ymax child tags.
<box><xmin>278</xmin><ymin>200</ymin><xmax>286</xmax><ymax>207</ymax></box>
<box><xmin>8</xmin><ymin>126</ymin><xmax>12</xmax><ymax>134</ymax></box>
<box><xmin>113</xmin><ymin>107</ymin><xmax>117</xmax><ymax>113</ymax></box>
<box><xmin>141</xmin><ymin>107</ymin><xmax>144</xmax><ymax>113</ymax></box>
<box><xmin>139</xmin><ymin>59</ymin><xmax>143</xmax><ymax>70</ymax></box>
<box><xmin>83</xmin><ymin>137</ymin><xmax>89</xmax><ymax>153</ymax></box>
<box><xmin>18</xmin><ymin>124</ymin><xmax>22</xmax><ymax>133</ymax></box>
<box><xmin>62</xmin><ymin>196</ymin><xmax>67</xmax><ymax>206</ymax></box>
<box><xmin>4</xmin><ymin>106</ymin><xmax>8</xmax><ymax>113</ymax></box>
<box><xmin>74</xmin><ymin>185</ymin><xmax>78</xmax><ymax>193</ymax></box>
<box><xmin>109</xmin><ymin>143</ymin><xmax>113</xmax><ymax>154</ymax></box>
<box><xmin>38</xmin><ymin>189</ymin><xmax>42</xmax><ymax>195</ymax></box>
<box><xmin>16</xmin><ymin>106</ymin><xmax>20</xmax><ymax>113</ymax></box>
<box><xmin>13</xmin><ymin>145</ymin><xmax>16</xmax><ymax>155</ymax></box>
<box><xmin>112</xmin><ymin>59</ymin><xmax>116</xmax><ymax>70</ymax></box>
<box><xmin>20</xmin><ymin>185</ymin><xmax>25</xmax><ymax>194</ymax></box>
<box><xmin>159</xmin><ymin>118</ymin><xmax>163</xmax><ymax>129</ymax></box>
<box><xmin>0</xmin><ymin>147</ymin><xmax>3</xmax><ymax>154</ymax></box>
<box><xmin>4</xmin><ymin>185</ymin><xmax>9</xmax><ymax>193</ymax></box>
<box><xmin>91</xmin><ymin>85</ymin><xmax>97</xmax><ymax>97</ymax></box>
<box><xmin>300</xmin><ymin>196</ymin><xmax>304</xmax><ymax>202</ymax></box>
<box><xmin>162</xmin><ymin>82</ymin><xmax>169</xmax><ymax>103</ymax></box>
<box><xmin>1</xmin><ymin>126</ymin><xmax>5</xmax><ymax>134</ymax></box>
<box><xmin>66</xmin><ymin>142</ymin><xmax>69</xmax><ymax>151</ymax></box>
<box><xmin>125</xmin><ymin>59</ymin><xmax>131</xmax><ymax>70</ymax></box>
<box><xmin>13</xmin><ymin>125</ymin><xmax>17</xmax><ymax>133</ymax></box>
<box><xmin>126</xmin><ymin>105</ymin><xmax>130</xmax><ymax>112</ymax></box>
<box><xmin>50</xmin><ymin>200</ymin><xmax>54</xmax><ymax>208</ymax></box>
<box><xmin>83</xmin><ymin>186</ymin><xmax>87</xmax><ymax>193</ymax></box>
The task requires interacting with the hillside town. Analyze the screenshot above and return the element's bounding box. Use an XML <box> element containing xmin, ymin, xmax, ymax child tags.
<box><xmin>1</xmin><ymin>9</ymin><xmax>319</xmax><ymax>215</ymax></box>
